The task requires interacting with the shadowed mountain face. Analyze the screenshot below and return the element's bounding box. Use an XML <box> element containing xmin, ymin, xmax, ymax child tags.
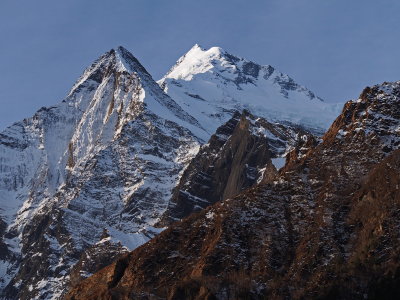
<box><xmin>161</xmin><ymin>110</ymin><xmax>315</xmax><ymax>225</ymax></box>
<box><xmin>66</xmin><ymin>82</ymin><xmax>400</xmax><ymax>300</ymax></box>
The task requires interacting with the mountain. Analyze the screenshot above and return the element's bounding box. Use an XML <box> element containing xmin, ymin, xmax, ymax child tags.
<box><xmin>66</xmin><ymin>81</ymin><xmax>400</xmax><ymax>299</ymax></box>
<box><xmin>0</xmin><ymin>45</ymin><xmax>331</xmax><ymax>299</ymax></box>
<box><xmin>159</xmin><ymin>44</ymin><xmax>340</xmax><ymax>136</ymax></box>
<box><xmin>0</xmin><ymin>46</ymin><xmax>206</xmax><ymax>299</ymax></box>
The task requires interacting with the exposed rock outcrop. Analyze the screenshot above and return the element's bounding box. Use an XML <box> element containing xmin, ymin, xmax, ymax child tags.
<box><xmin>161</xmin><ymin>110</ymin><xmax>314</xmax><ymax>224</ymax></box>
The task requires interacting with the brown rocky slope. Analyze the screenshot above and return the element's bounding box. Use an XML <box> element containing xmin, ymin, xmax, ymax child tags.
<box><xmin>66</xmin><ymin>81</ymin><xmax>400</xmax><ymax>299</ymax></box>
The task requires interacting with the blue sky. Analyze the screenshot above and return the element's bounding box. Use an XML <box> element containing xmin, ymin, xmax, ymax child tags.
<box><xmin>1</xmin><ymin>0</ymin><xmax>400</xmax><ymax>129</ymax></box>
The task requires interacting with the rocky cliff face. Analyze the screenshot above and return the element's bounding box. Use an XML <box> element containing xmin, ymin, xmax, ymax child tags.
<box><xmin>161</xmin><ymin>110</ymin><xmax>314</xmax><ymax>224</ymax></box>
<box><xmin>66</xmin><ymin>81</ymin><xmax>400</xmax><ymax>300</ymax></box>
<box><xmin>0</xmin><ymin>46</ymin><xmax>328</xmax><ymax>299</ymax></box>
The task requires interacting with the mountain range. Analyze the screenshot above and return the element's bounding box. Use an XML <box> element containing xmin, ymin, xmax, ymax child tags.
<box><xmin>67</xmin><ymin>81</ymin><xmax>400</xmax><ymax>300</ymax></box>
<box><xmin>2</xmin><ymin>45</ymin><xmax>395</xmax><ymax>300</ymax></box>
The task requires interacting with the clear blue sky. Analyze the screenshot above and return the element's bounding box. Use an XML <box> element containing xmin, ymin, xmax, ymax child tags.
<box><xmin>1</xmin><ymin>0</ymin><xmax>400</xmax><ymax>129</ymax></box>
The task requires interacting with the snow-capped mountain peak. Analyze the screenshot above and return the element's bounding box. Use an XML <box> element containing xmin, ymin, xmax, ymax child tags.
<box><xmin>0</xmin><ymin>46</ymin><xmax>205</xmax><ymax>299</ymax></box>
<box><xmin>114</xmin><ymin>46</ymin><xmax>143</xmax><ymax>73</ymax></box>
<box><xmin>159</xmin><ymin>44</ymin><xmax>341</xmax><ymax>134</ymax></box>
<box><xmin>67</xmin><ymin>46</ymin><xmax>207</xmax><ymax>141</ymax></box>
<box><xmin>69</xmin><ymin>46</ymin><xmax>151</xmax><ymax>95</ymax></box>
<box><xmin>164</xmin><ymin>44</ymin><xmax>227</xmax><ymax>81</ymax></box>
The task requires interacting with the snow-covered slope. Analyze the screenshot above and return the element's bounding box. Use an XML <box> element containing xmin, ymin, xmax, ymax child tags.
<box><xmin>159</xmin><ymin>44</ymin><xmax>340</xmax><ymax>135</ymax></box>
<box><xmin>0</xmin><ymin>46</ymin><xmax>204</xmax><ymax>299</ymax></box>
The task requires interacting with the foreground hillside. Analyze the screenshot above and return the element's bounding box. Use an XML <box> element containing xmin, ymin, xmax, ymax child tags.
<box><xmin>67</xmin><ymin>82</ymin><xmax>400</xmax><ymax>299</ymax></box>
